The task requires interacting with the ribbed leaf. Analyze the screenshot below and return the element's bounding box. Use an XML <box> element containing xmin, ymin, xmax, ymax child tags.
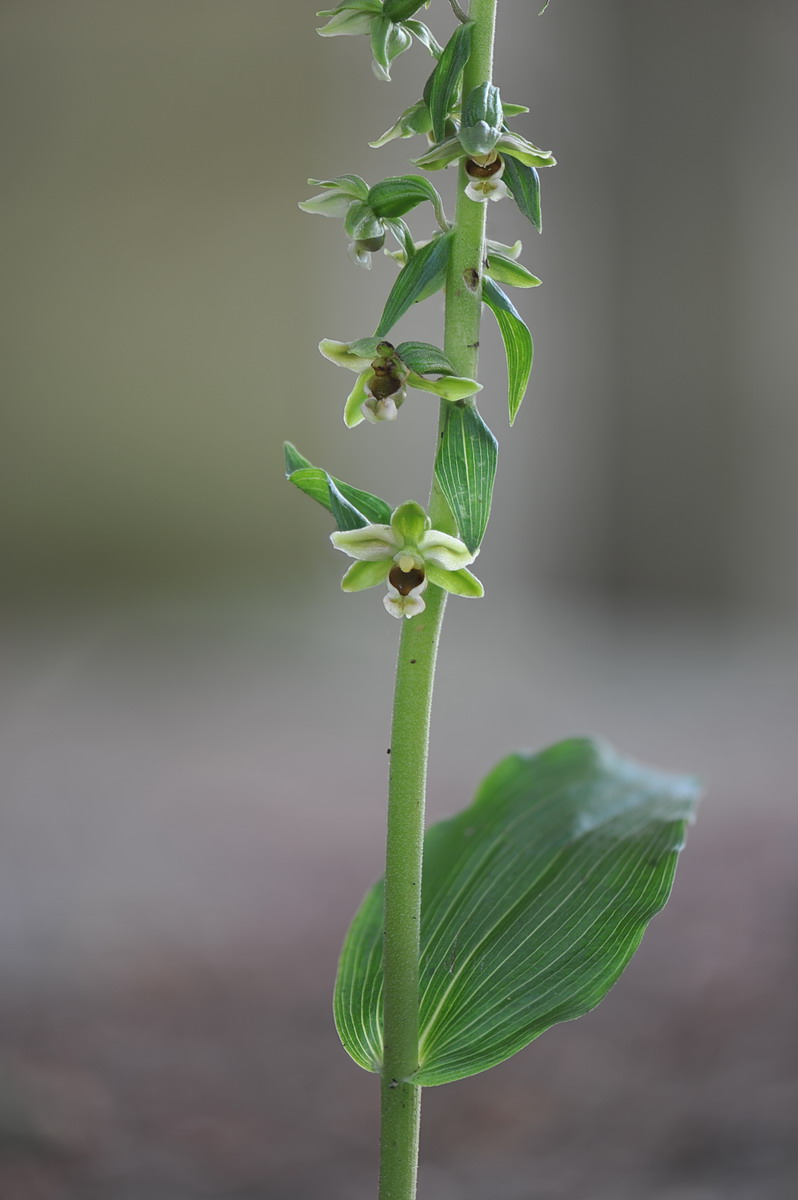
<box><xmin>434</xmin><ymin>404</ymin><xmax>498</xmax><ymax>552</ymax></box>
<box><xmin>334</xmin><ymin>738</ymin><xmax>699</xmax><ymax>1086</ymax></box>
<box><xmin>427</xmin><ymin>20</ymin><xmax>474</xmax><ymax>142</ymax></box>
<box><xmin>375</xmin><ymin>232</ymin><xmax>453</xmax><ymax>337</ymax></box>
<box><xmin>483</xmin><ymin>277</ymin><xmax>534</xmax><ymax>424</ymax></box>
<box><xmin>283</xmin><ymin>443</ymin><xmax>392</xmax><ymax>527</ymax></box>
<box><xmin>367</xmin><ymin>175</ymin><xmax>444</xmax><ymax>225</ymax></box>
<box><xmin>502</xmin><ymin>156</ymin><xmax>542</xmax><ymax>232</ymax></box>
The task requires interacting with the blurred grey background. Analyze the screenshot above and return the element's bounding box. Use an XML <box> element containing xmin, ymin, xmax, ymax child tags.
<box><xmin>1</xmin><ymin>2</ymin><xmax>796</xmax><ymax>1197</ymax></box>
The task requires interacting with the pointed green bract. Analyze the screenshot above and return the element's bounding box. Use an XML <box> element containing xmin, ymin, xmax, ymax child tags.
<box><xmin>283</xmin><ymin>443</ymin><xmax>392</xmax><ymax>527</ymax></box>
<box><xmin>367</xmin><ymin>175</ymin><xmax>445</xmax><ymax>225</ymax></box>
<box><xmin>486</xmin><ymin>253</ymin><xmax>542</xmax><ymax>289</ymax></box>
<box><xmin>427</xmin><ymin>20</ymin><xmax>474</xmax><ymax>142</ymax></box>
<box><xmin>483</xmin><ymin>277</ymin><xmax>534</xmax><ymax>424</ymax></box>
<box><xmin>333</xmin><ymin>738</ymin><xmax>699</xmax><ymax>1085</ymax></box>
<box><xmin>375</xmin><ymin>231</ymin><xmax>453</xmax><ymax>337</ymax></box>
<box><xmin>502</xmin><ymin>156</ymin><xmax>543</xmax><ymax>232</ymax></box>
<box><xmin>434</xmin><ymin>404</ymin><xmax>498</xmax><ymax>552</ymax></box>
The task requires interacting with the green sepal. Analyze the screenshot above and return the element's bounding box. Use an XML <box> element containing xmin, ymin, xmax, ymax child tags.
<box><xmin>306</xmin><ymin>174</ymin><xmax>369</xmax><ymax>201</ymax></box>
<box><xmin>375</xmin><ymin>231</ymin><xmax>453</xmax><ymax>337</ymax></box>
<box><xmin>370</xmin><ymin>15</ymin><xmax>412</xmax><ymax>81</ymax></box>
<box><xmin>316</xmin><ymin>6</ymin><xmax>378</xmax><ymax>38</ymax></box>
<box><xmin>382</xmin><ymin>0</ymin><xmax>426</xmax><ymax>20</ymax></box>
<box><xmin>427</xmin><ymin>20</ymin><xmax>474</xmax><ymax>142</ymax></box>
<box><xmin>340</xmin><ymin>560</ymin><xmax>390</xmax><ymax>592</ymax></box>
<box><xmin>435</xmin><ymin>404</ymin><xmax>498</xmax><ymax>552</ymax></box>
<box><xmin>390</xmin><ymin>500</ymin><xmax>429</xmax><ymax>545</ymax></box>
<box><xmin>395</xmin><ymin>341</ymin><xmax>456</xmax><ymax>376</ymax></box>
<box><xmin>502</xmin><ymin>156</ymin><xmax>543</xmax><ymax>231</ymax></box>
<box><xmin>459</xmin><ymin>82</ymin><xmax>504</xmax><ymax>157</ymax></box>
<box><xmin>503</xmin><ymin>102</ymin><xmax>530</xmax><ymax>117</ymax></box>
<box><xmin>425</xmin><ymin>561</ymin><xmax>484</xmax><ymax>598</ymax></box>
<box><xmin>412</xmin><ymin>135</ymin><xmax>463</xmax><ymax>171</ymax></box>
<box><xmin>408</xmin><ymin>372</ymin><xmax>481</xmax><ymax>402</ymax></box>
<box><xmin>367</xmin><ymin>175</ymin><xmax>445</xmax><ymax>226</ymax></box>
<box><xmin>344</xmin><ymin>370</ymin><xmax>371</xmax><ymax>428</ymax></box>
<box><xmin>483</xmin><ymin>277</ymin><xmax>534</xmax><ymax>424</ymax></box>
<box><xmin>320</xmin><ymin>337</ymin><xmax>382</xmax><ymax>371</ymax></box>
<box><xmin>283</xmin><ymin>442</ymin><xmax>392</xmax><ymax>526</ymax></box>
<box><xmin>333</xmin><ymin>737</ymin><xmax>699</xmax><ymax>1084</ymax></box>
<box><xmin>486</xmin><ymin>253</ymin><xmax>542</xmax><ymax>289</ymax></box>
<box><xmin>495</xmin><ymin>131</ymin><xmax>556</xmax><ymax>169</ymax></box>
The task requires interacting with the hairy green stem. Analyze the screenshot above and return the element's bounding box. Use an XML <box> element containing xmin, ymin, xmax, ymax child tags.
<box><xmin>378</xmin><ymin>3</ymin><xmax>498</xmax><ymax>1198</ymax></box>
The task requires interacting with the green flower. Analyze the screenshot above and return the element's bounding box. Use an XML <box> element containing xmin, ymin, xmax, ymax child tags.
<box><xmin>320</xmin><ymin>338</ymin><xmax>482</xmax><ymax>427</ymax></box>
<box><xmin>330</xmin><ymin>501</ymin><xmax>483</xmax><ymax>619</ymax></box>
<box><xmin>317</xmin><ymin>2</ymin><xmax>440</xmax><ymax>82</ymax></box>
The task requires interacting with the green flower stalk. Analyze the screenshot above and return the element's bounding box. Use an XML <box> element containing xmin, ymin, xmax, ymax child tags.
<box><xmin>284</xmin><ymin>3</ymin><xmax>698</xmax><ymax>1198</ymax></box>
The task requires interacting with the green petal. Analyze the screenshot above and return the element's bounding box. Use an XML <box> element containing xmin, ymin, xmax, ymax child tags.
<box><xmin>344</xmin><ymin>370</ymin><xmax>371</xmax><ymax>428</ymax></box>
<box><xmin>298</xmin><ymin>191</ymin><xmax>355</xmax><ymax>219</ymax></box>
<box><xmin>390</xmin><ymin>501</ymin><xmax>429</xmax><ymax>546</ymax></box>
<box><xmin>418</xmin><ymin>529</ymin><xmax>474</xmax><ymax>571</ymax></box>
<box><xmin>425</xmin><ymin>562</ymin><xmax>484</xmax><ymax>598</ymax></box>
<box><xmin>320</xmin><ymin>339</ymin><xmax>378</xmax><ymax>373</ymax></box>
<box><xmin>341</xmin><ymin>560</ymin><xmax>391</xmax><ymax>592</ymax></box>
<box><xmin>407</xmin><ymin>372</ymin><xmax>481</xmax><ymax>401</ymax></box>
<box><xmin>317</xmin><ymin>10</ymin><xmax>376</xmax><ymax>37</ymax></box>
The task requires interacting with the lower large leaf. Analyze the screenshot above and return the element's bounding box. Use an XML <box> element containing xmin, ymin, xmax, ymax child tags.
<box><xmin>334</xmin><ymin>738</ymin><xmax>698</xmax><ymax>1087</ymax></box>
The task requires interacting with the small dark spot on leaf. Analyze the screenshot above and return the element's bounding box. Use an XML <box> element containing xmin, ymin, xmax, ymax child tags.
<box><xmin>389</xmin><ymin>1078</ymin><xmax>398</xmax><ymax>1089</ymax></box>
<box><xmin>410</xmin><ymin>658</ymin><xmax>416</xmax><ymax>664</ymax></box>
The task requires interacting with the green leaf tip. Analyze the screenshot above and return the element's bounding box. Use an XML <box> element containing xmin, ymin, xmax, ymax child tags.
<box><xmin>283</xmin><ymin>442</ymin><xmax>392</xmax><ymax>528</ymax></box>
<box><xmin>334</xmin><ymin>737</ymin><xmax>699</xmax><ymax>1084</ymax></box>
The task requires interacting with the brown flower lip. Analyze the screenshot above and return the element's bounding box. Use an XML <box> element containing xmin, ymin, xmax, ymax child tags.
<box><xmin>389</xmin><ymin>566</ymin><xmax>425</xmax><ymax>596</ymax></box>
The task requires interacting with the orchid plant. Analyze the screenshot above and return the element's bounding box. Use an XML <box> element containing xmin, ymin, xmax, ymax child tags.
<box><xmin>285</xmin><ymin>4</ymin><xmax>699</xmax><ymax>1198</ymax></box>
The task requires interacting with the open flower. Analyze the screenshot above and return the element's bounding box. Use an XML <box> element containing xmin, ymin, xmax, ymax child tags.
<box><xmin>331</xmin><ymin>501</ymin><xmax>484</xmax><ymax>618</ymax></box>
<box><xmin>320</xmin><ymin>338</ymin><xmax>481</xmax><ymax>428</ymax></box>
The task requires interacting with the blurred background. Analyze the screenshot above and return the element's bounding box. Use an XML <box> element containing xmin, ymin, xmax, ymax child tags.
<box><xmin>1</xmin><ymin>1</ymin><xmax>796</xmax><ymax>1197</ymax></box>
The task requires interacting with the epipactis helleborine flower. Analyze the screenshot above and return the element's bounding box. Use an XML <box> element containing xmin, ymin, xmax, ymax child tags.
<box><xmin>330</xmin><ymin>501</ymin><xmax>484</xmax><ymax>619</ymax></box>
<box><xmin>319</xmin><ymin>338</ymin><xmax>482</xmax><ymax>428</ymax></box>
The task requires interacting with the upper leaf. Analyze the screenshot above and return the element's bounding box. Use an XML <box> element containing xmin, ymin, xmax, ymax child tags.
<box><xmin>334</xmin><ymin>738</ymin><xmax>699</xmax><ymax>1085</ymax></box>
<box><xmin>283</xmin><ymin>443</ymin><xmax>393</xmax><ymax>527</ymax></box>
<box><xmin>483</xmin><ymin>277</ymin><xmax>534</xmax><ymax>424</ymax></box>
<box><xmin>426</xmin><ymin>20</ymin><xmax>474</xmax><ymax>142</ymax></box>
<box><xmin>502</xmin><ymin>155</ymin><xmax>543</xmax><ymax>232</ymax></box>
<box><xmin>434</xmin><ymin>404</ymin><xmax>498</xmax><ymax>553</ymax></box>
<box><xmin>375</xmin><ymin>231</ymin><xmax>454</xmax><ymax>337</ymax></box>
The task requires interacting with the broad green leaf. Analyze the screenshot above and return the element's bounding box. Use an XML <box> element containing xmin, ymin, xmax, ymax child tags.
<box><xmin>283</xmin><ymin>443</ymin><xmax>392</xmax><ymax>526</ymax></box>
<box><xmin>375</xmin><ymin>231</ymin><xmax>453</xmax><ymax>337</ymax></box>
<box><xmin>486</xmin><ymin>253</ymin><xmax>542</xmax><ymax>289</ymax></box>
<box><xmin>367</xmin><ymin>176</ymin><xmax>445</xmax><ymax>228</ymax></box>
<box><xmin>395</xmin><ymin>341</ymin><xmax>456</xmax><ymax>376</ymax></box>
<box><xmin>334</xmin><ymin>738</ymin><xmax>699</xmax><ymax>1086</ymax></box>
<box><xmin>502</xmin><ymin>155</ymin><xmax>542</xmax><ymax>232</ymax></box>
<box><xmin>434</xmin><ymin>404</ymin><xmax>498</xmax><ymax>552</ymax></box>
<box><xmin>483</xmin><ymin>277</ymin><xmax>534</xmax><ymax>424</ymax></box>
<box><xmin>427</xmin><ymin>20</ymin><xmax>474</xmax><ymax>142</ymax></box>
